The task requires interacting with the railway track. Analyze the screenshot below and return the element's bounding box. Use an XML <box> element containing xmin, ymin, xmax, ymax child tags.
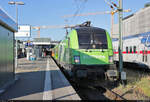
<box><xmin>67</xmin><ymin>77</ymin><xmax>126</xmax><ymax>100</ymax></box>
<box><xmin>97</xmin><ymin>83</ymin><xmax>126</xmax><ymax>100</ymax></box>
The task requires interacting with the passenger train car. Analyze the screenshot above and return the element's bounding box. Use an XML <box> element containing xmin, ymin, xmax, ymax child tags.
<box><xmin>52</xmin><ymin>21</ymin><xmax>118</xmax><ymax>80</ymax></box>
<box><xmin>112</xmin><ymin>6</ymin><xmax>150</xmax><ymax>69</ymax></box>
<box><xmin>113</xmin><ymin>32</ymin><xmax>150</xmax><ymax>68</ymax></box>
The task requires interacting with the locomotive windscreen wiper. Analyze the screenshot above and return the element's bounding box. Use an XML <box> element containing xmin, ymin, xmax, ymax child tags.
<box><xmin>86</xmin><ymin>36</ymin><xmax>93</xmax><ymax>51</ymax></box>
<box><xmin>100</xmin><ymin>44</ymin><xmax>107</xmax><ymax>52</ymax></box>
<box><xmin>86</xmin><ymin>42</ymin><xmax>92</xmax><ymax>51</ymax></box>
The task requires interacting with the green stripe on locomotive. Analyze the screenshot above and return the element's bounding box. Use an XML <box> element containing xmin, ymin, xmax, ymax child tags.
<box><xmin>54</xmin><ymin>27</ymin><xmax>114</xmax><ymax>66</ymax></box>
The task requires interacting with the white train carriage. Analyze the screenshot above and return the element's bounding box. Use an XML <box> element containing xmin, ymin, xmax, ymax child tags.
<box><xmin>113</xmin><ymin>32</ymin><xmax>150</xmax><ymax>68</ymax></box>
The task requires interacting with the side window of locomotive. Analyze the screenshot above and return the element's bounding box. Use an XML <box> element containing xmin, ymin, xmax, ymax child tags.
<box><xmin>126</xmin><ymin>47</ymin><xmax>128</xmax><ymax>53</ymax></box>
<box><xmin>130</xmin><ymin>46</ymin><xmax>132</xmax><ymax>53</ymax></box>
<box><xmin>133</xmin><ymin>46</ymin><xmax>136</xmax><ymax>53</ymax></box>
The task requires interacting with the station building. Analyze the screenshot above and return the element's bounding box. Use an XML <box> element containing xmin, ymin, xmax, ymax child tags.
<box><xmin>112</xmin><ymin>5</ymin><xmax>150</xmax><ymax>38</ymax></box>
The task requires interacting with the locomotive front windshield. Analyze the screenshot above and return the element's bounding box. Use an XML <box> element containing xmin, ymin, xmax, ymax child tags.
<box><xmin>77</xmin><ymin>28</ymin><xmax>108</xmax><ymax>49</ymax></box>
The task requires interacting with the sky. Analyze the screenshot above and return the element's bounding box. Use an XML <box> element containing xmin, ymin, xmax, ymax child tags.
<box><xmin>0</xmin><ymin>0</ymin><xmax>150</xmax><ymax>41</ymax></box>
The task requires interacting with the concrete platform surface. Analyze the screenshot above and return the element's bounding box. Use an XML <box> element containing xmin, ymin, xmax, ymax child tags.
<box><xmin>0</xmin><ymin>57</ymin><xmax>80</xmax><ymax>100</ymax></box>
<box><xmin>49</xmin><ymin>58</ymin><xmax>80</xmax><ymax>100</ymax></box>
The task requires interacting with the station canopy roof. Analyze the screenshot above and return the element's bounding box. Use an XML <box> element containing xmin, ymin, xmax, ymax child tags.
<box><xmin>33</xmin><ymin>38</ymin><xmax>51</xmax><ymax>45</ymax></box>
<box><xmin>33</xmin><ymin>38</ymin><xmax>51</xmax><ymax>42</ymax></box>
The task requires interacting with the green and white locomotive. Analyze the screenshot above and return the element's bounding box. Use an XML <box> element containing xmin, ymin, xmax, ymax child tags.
<box><xmin>52</xmin><ymin>21</ymin><xmax>118</xmax><ymax>80</ymax></box>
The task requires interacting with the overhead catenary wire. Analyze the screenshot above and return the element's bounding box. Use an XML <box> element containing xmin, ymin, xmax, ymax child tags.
<box><xmin>73</xmin><ymin>0</ymin><xmax>88</xmax><ymax>17</ymax></box>
<box><xmin>69</xmin><ymin>0</ymin><xmax>88</xmax><ymax>25</ymax></box>
<box><xmin>74</xmin><ymin>1</ymin><xmax>87</xmax><ymax>23</ymax></box>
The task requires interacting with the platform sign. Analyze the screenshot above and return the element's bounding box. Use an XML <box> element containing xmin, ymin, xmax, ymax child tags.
<box><xmin>15</xmin><ymin>25</ymin><xmax>31</xmax><ymax>37</ymax></box>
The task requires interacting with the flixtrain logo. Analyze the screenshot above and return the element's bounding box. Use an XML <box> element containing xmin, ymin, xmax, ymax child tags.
<box><xmin>141</xmin><ymin>35</ymin><xmax>150</xmax><ymax>47</ymax></box>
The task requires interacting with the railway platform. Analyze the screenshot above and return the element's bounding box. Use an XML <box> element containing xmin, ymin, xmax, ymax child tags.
<box><xmin>0</xmin><ymin>57</ymin><xmax>80</xmax><ymax>100</ymax></box>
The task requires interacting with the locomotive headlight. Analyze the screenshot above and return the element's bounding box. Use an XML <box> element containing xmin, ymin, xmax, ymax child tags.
<box><xmin>109</xmin><ymin>56</ymin><xmax>113</xmax><ymax>63</ymax></box>
<box><xmin>74</xmin><ymin>56</ymin><xmax>80</xmax><ymax>64</ymax></box>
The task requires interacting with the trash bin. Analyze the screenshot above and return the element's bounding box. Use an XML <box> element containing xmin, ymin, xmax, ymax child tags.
<box><xmin>29</xmin><ymin>55</ymin><xmax>36</xmax><ymax>61</ymax></box>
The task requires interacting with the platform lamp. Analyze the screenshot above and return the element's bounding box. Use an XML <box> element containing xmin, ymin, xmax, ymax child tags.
<box><xmin>8</xmin><ymin>1</ymin><xmax>25</xmax><ymax>72</ymax></box>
